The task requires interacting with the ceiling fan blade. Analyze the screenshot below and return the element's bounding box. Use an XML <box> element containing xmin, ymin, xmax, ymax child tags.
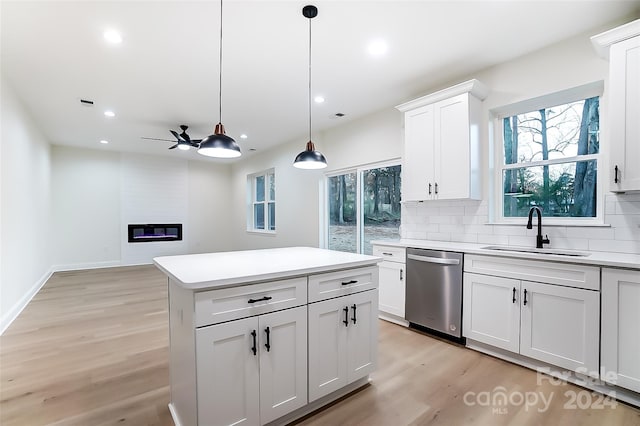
<box><xmin>141</xmin><ymin>137</ymin><xmax>174</xmax><ymax>142</ymax></box>
<box><xmin>170</xmin><ymin>130</ymin><xmax>184</xmax><ymax>141</ymax></box>
<box><xmin>191</xmin><ymin>140</ymin><xmax>202</xmax><ymax>147</ymax></box>
<box><xmin>180</xmin><ymin>132</ymin><xmax>192</xmax><ymax>142</ymax></box>
<box><xmin>168</xmin><ymin>144</ymin><xmax>178</xmax><ymax>150</ymax></box>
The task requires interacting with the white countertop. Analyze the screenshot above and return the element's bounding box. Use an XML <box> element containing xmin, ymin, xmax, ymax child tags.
<box><xmin>371</xmin><ymin>239</ymin><xmax>640</xmax><ymax>269</ymax></box>
<box><xmin>154</xmin><ymin>246</ymin><xmax>381</xmax><ymax>290</ymax></box>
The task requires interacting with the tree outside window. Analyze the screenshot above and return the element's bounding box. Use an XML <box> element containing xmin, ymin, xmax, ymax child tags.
<box><xmin>501</xmin><ymin>97</ymin><xmax>599</xmax><ymax>219</ymax></box>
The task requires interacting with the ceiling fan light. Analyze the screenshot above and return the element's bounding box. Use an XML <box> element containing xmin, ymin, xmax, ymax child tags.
<box><xmin>177</xmin><ymin>143</ymin><xmax>191</xmax><ymax>151</ymax></box>
<box><xmin>294</xmin><ymin>141</ymin><xmax>327</xmax><ymax>169</ymax></box>
<box><xmin>198</xmin><ymin>123</ymin><xmax>242</xmax><ymax>158</ymax></box>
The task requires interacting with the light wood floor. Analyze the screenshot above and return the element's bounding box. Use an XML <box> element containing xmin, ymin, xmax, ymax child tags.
<box><xmin>1</xmin><ymin>266</ymin><xmax>639</xmax><ymax>425</ymax></box>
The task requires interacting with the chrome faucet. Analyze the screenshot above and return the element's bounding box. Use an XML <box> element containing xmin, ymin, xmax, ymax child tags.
<box><xmin>527</xmin><ymin>206</ymin><xmax>550</xmax><ymax>249</ymax></box>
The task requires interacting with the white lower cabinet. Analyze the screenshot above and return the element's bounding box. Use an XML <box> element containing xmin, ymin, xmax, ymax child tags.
<box><xmin>196</xmin><ymin>305</ymin><xmax>307</xmax><ymax>426</ymax></box>
<box><xmin>463</xmin><ymin>273</ymin><xmax>520</xmax><ymax>353</ymax></box>
<box><xmin>378</xmin><ymin>260</ymin><xmax>405</xmax><ymax>318</ymax></box>
<box><xmin>601</xmin><ymin>268</ymin><xmax>640</xmax><ymax>393</ymax></box>
<box><xmin>463</xmin><ymin>272</ymin><xmax>599</xmax><ymax>374</ymax></box>
<box><xmin>308</xmin><ymin>289</ymin><xmax>378</xmax><ymax>402</ymax></box>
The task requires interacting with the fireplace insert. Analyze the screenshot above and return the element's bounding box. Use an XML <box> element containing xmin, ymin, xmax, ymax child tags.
<box><xmin>127</xmin><ymin>224</ymin><xmax>182</xmax><ymax>243</ymax></box>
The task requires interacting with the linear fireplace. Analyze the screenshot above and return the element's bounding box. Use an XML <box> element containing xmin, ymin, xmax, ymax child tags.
<box><xmin>128</xmin><ymin>224</ymin><xmax>182</xmax><ymax>243</ymax></box>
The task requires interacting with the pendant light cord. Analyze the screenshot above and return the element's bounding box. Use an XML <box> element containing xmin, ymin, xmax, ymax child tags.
<box><xmin>308</xmin><ymin>14</ymin><xmax>312</xmax><ymax>142</ymax></box>
<box><xmin>219</xmin><ymin>0</ymin><xmax>224</xmax><ymax>124</ymax></box>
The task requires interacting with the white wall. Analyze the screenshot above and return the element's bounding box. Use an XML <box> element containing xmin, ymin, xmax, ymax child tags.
<box><xmin>400</xmin><ymin>30</ymin><xmax>640</xmax><ymax>254</ymax></box>
<box><xmin>1</xmin><ymin>77</ymin><xmax>52</xmax><ymax>332</ymax></box>
<box><xmin>51</xmin><ymin>146</ymin><xmax>233</xmax><ymax>268</ymax></box>
<box><xmin>229</xmin><ymin>140</ymin><xmax>325</xmax><ymax>250</ymax></box>
<box><xmin>51</xmin><ymin>146</ymin><xmax>121</xmax><ymax>269</ymax></box>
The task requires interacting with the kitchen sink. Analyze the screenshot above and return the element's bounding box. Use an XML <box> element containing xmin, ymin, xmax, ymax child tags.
<box><xmin>481</xmin><ymin>245</ymin><xmax>591</xmax><ymax>257</ymax></box>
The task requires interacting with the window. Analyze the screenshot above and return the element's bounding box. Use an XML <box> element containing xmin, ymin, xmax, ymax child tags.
<box><xmin>494</xmin><ymin>87</ymin><xmax>601</xmax><ymax>224</ymax></box>
<box><xmin>326</xmin><ymin>162</ymin><xmax>401</xmax><ymax>255</ymax></box>
<box><xmin>248</xmin><ymin>169</ymin><xmax>275</xmax><ymax>232</ymax></box>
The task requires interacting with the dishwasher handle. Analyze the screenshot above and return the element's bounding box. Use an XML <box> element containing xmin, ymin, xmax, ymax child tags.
<box><xmin>407</xmin><ymin>254</ymin><xmax>460</xmax><ymax>265</ymax></box>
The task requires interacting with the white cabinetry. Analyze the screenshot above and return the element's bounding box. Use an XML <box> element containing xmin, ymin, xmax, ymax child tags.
<box><xmin>308</xmin><ymin>270</ymin><xmax>378</xmax><ymax>403</ymax></box>
<box><xmin>396</xmin><ymin>79</ymin><xmax>488</xmax><ymax>201</ymax></box>
<box><xmin>197</xmin><ymin>306</ymin><xmax>307</xmax><ymax>426</ymax></box>
<box><xmin>601</xmin><ymin>268</ymin><xmax>640</xmax><ymax>393</ymax></box>
<box><xmin>592</xmin><ymin>20</ymin><xmax>640</xmax><ymax>192</ymax></box>
<box><xmin>372</xmin><ymin>245</ymin><xmax>407</xmax><ymax>324</ymax></box>
<box><xmin>463</xmin><ymin>255</ymin><xmax>600</xmax><ymax>374</ymax></box>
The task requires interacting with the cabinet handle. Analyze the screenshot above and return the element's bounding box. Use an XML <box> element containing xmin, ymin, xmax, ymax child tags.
<box><xmin>248</xmin><ymin>296</ymin><xmax>272</xmax><ymax>304</ymax></box>
<box><xmin>382</xmin><ymin>252</ymin><xmax>393</xmax><ymax>256</ymax></box>
<box><xmin>341</xmin><ymin>280</ymin><xmax>358</xmax><ymax>286</ymax></box>
<box><xmin>428</xmin><ymin>182</ymin><xmax>432</xmax><ymax>195</ymax></box>
<box><xmin>250</xmin><ymin>330</ymin><xmax>257</xmax><ymax>356</ymax></box>
<box><xmin>512</xmin><ymin>287</ymin><xmax>516</xmax><ymax>303</ymax></box>
<box><xmin>343</xmin><ymin>307</ymin><xmax>349</xmax><ymax>326</ymax></box>
<box><xmin>351</xmin><ymin>304</ymin><xmax>357</xmax><ymax>324</ymax></box>
<box><xmin>264</xmin><ymin>327</ymin><xmax>271</xmax><ymax>352</ymax></box>
<box><xmin>614</xmin><ymin>165</ymin><xmax>620</xmax><ymax>184</ymax></box>
<box><xmin>400</xmin><ymin>269</ymin><xmax>403</xmax><ymax>281</ymax></box>
<box><xmin>523</xmin><ymin>289</ymin><xmax>528</xmax><ymax>306</ymax></box>
<box><xmin>434</xmin><ymin>182</ymin><xmax>439</xmax><ymax>194</ymax></box>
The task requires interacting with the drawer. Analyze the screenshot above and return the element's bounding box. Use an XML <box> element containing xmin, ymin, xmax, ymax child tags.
<box><xmin>195</xmin><ymin>277</ymin><xmax>307</xmax><ymax>327</ymax></box>
<box><xmin>372</xmin><ymin>245</ymin><xmax>406</xmax><ymax>263</ymax></box>
<box><xmin>464</xmin><ymin>254</ymin><xmax>599</xmax><ymax>291</ymax></box>
<box><xmin>308</xmin><ymin>266</ymin><xmax>378</xmax><ymax>303</ymax></box>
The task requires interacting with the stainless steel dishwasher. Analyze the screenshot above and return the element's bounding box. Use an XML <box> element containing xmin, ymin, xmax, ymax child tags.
<box><xmin>405</xmin><ymin>248</ymin><xmax>463</xmax><ymax>339</ymax></box>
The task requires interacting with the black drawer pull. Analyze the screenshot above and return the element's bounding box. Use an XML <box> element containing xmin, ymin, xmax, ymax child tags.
<box><xmin>343</xmin><ymin>307</ymin><xmax>349</xmax><ymax>326</ymax></box>
<box><xmin>248</xmin><ymin>296</ymin><xmax>272</xmax><ymax>304</ymax></box>
<box><xmin>351</xmin><ymin>304</ymin><xmax>357</xmax><ymax>324</ymax></box>
<box><xmin>523</xmin><ymin>289</ymin><xmax>528</xmax><ymax>306</ymax></box>
<box><xmin>341</xmin><ymin>280</ymin><xmax>358</xmax><ymax>286</ymax></box>
<box><xmin>382</xmin><ymin>252</ymin><xmax>393</xmax><ymax>256</ymax></box>
<box><xmin>250</xmin><ymin>330</ymin><xmax>257</xmax><ymax>356</ymax></box>
<box><xmin>428</xmin><ymin>182</ymin><xmax>432</xmax><ymax>195</ymax></box>
<box><xmin>512</xmin><ymin>287</ymin><xmax>516</xmax><ymax>303</ymax></box>
<box><xmin>264</xmin><ymin>327</ymin><xmax>271</xmax><ymax>352</ymax></box>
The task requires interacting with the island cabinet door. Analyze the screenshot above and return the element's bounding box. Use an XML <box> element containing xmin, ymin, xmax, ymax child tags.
<box><xmin>258</xmin><ymin>306</ymin><xmax>308</xmax><ymax>424</ymax></box>
<box><xmin>463</xmin><ymin>273</ymin><xmax>520</xmax><ymax>353</ymax></box>
<box><xmin>196</xmin><ymin>317</ymin><xmax>260</xmax><ymax>426</ymax></box>
<box><xmin>346</xmin><ymin>290</ymin><xmax>378</xmax><ymax>383</ymax></box>
<box><xmin>519</xmin><ymin>281</ymin><xmax>600</xmax><ymax>375</ymax></box>
<box><xmin>308</xmin><ymin>296</ymin><xmax>349</xmax><ymax>402</ymax></box>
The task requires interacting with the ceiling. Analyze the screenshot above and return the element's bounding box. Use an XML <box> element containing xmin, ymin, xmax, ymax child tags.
<box><xmin>2</xmin><ymin>1</ymin><xmax>639</xmax><ymax>163</ymax></box>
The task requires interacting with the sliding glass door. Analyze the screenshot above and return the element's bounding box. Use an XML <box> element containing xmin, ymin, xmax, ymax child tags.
<box><xmin>327</xmin><ymin>163</ymin><xmax>401</xmax><ymax>255</ymax></box>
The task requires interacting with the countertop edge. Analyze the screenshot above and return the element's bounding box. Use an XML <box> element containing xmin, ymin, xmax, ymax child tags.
<box><xmin>371</xmin><ymin>239</ymin><xmax>640</xmax><ymax>270</ymax></box>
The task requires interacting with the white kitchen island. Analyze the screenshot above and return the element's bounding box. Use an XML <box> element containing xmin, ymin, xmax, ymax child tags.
<box><xmin>154</xmin><ymin>247</ymin><xmax>381</xmax><ymax>426</ymax></box>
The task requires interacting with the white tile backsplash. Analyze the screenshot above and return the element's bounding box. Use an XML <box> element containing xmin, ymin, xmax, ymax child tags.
<box><xmin>401</xmin><ymin>194</ymin><xmax>640</xmax><ymax>255</ymax></box>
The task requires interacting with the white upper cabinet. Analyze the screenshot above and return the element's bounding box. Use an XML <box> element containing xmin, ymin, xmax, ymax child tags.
<box><xmin>396</xmin><ymin>79</ymin><xmax>488</xmax><ymax>202</ymax></box>
<box><xmin>592</xmin><ymin>20</ymin><xmax>640</xmax><ymax>192</ymax></box>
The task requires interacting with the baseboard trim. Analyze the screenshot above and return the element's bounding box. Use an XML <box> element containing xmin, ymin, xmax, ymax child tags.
<box><xmin>51</xmin><ymin>260</ymin><xmax>123</xmax><ymax>272</ymax></box>
<box><xmin>0</xmin><ymin>267</ymin><xmax>53</xmax><ymax>335</ymax></box>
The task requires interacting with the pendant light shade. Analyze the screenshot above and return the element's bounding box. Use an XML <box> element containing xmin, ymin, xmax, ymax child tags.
<box><xmin>294</xmin><ymin>5</ymin><xmax>327</xmax><ymax>170</ymax></box>
<box><xmin>198</xmin><ymin>0</ymin><xmax>241</xmax><ymax>159</ymax></box>
<box><xmin>198</xmin><ymin>123</ymin><xmax>241</xmax><ymax>158</ymax></box>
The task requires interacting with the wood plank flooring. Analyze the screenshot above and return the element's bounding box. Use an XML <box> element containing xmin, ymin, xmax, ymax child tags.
<box><xmin>1</xmin><ymin>266</ymin><xmax>639</xmax><ymax>425</ymax></box>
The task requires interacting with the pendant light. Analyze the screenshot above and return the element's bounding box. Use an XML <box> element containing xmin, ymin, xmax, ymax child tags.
<box><xmin>198</xmin><ymin>0</ymin><xmax>241</xmax><ymax>159</ymax></box>
<box><xmin>294</xmin><ymin>5</ymin><xmax>327</xmax><ymax>169</ymax></box>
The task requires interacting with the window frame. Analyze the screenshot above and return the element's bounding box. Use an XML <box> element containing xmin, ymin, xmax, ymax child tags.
<box><xmin>322</xmin><ymin>158</ymin><xmax>402</xmax><ymax>253</ymax></box>
<box><xmin>489</xmin><ymin>82</ymin><xmax>605</xmax><ymax>226</ymax></box>
<box><xmin>247</xmin><ymin>168</ymin><xmax>276</xmax><ymax>234</ymax></box>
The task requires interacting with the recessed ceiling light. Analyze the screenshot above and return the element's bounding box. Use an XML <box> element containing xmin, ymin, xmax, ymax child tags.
<box><xmin>100</xmin><ymin>140</ymin><xmax>109</xmax><ymax>144</ymax></box>
<box><xmin>367</xmin><ymin>39</ymin><xmax>388</xmax><ymax>56</ymax></box>
<box><xmin>240</xmin><ymin>134</ymin><xmax>248</xmax><ymax>139</ymax></box>
<box><xmin>104</xmin><ymin>110</ymin><xmax>115</xmax><ymax>118</ymax></box>
<box><xmin>314</xmin><ymin>96</ymin><xmax>325</xmax><ymax>104</ymax></box>
<box><xmin>103</xmin><ymin>30</ymin><xmax>122</xmax><ymax>44</ymax></box>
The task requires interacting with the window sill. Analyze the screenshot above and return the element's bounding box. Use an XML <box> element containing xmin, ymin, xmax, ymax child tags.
<box><xmin>486</xmin><ymin>222</ymin><xmax>611</xmax><ymax>228</ymax></box>
<box><xmin>246</xmin><ymin>229</ymin><xmax>277</xmax><ymax>236</ymax></box>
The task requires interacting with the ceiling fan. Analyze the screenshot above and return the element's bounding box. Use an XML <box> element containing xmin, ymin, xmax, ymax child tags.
<box><xmin>141</xmin><ymin>125</ymin><xmax>202</xmax><ymax>150</ymax></box>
